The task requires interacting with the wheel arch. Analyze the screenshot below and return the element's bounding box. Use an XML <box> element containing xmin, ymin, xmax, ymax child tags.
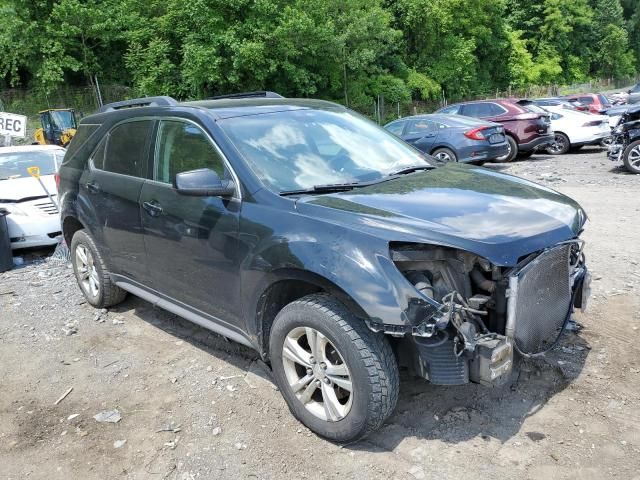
<box><xmin>62</xmin><ymin>215</ymin><xmax>86</xmax><ymax>246</ymax></box>
<box><xmin>252</xmin><ymin>269</ymin><xmax>368</xmax><ymax>359</ymax></box>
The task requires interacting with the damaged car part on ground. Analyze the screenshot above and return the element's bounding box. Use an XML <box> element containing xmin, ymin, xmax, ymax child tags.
<box><xmin>58</xmin><ymin>93</ymin><xmax>590</xmax><ymax>442</ymax></box>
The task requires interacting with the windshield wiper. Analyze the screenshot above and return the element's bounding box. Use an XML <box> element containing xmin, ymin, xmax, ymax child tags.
<box><xmin>280</xmin><ymin>182</ymin><xmax>362</xmax><ymax>196</ymax></box>
<box><xmin>387</xmin><ymin>165</ymin><xmax>435</xmax><ymax>176</ymax></box>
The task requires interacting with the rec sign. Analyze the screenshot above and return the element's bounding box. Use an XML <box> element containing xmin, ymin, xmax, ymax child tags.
<box><xmin>0</xmin><ymin>112</ymin><xmax>27</xmax><ymax>138</ymax></box>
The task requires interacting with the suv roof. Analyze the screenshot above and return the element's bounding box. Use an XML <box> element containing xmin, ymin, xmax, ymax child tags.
<box><xmin>84</xmin><ymin>93</ymin><xmax>344</xmax><ymax>125</ymax></box>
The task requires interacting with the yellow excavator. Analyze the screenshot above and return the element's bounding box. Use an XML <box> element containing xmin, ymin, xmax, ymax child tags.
<box><xmin>34</xmin><ymin>108</ymin><xmax>77</xmax><ymax>147</ymax></box>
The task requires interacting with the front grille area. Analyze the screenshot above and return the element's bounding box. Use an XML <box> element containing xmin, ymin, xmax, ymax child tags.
<box><xmin>509</xmin><ymin>244</ymin><xmax>573</xmax><ymax>354</ymax></box>
<box><xmin>33</xmin><ymin>200</ymin><xmax>58</xmax><ymax>215</ymax></box>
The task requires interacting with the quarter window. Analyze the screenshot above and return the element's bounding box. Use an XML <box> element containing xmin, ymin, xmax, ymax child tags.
<box><xmin>438</xmin><ymin>105</ymin><xmax>460</xmax><ymax>115</ymax></box>
<box><xmin>155</xmin><ymin>120</ymin><xmax>227</xmax><ymax>184</ymax></box>
<box><xmin>103</xmin><ymin>120</ymin><xmax>152</xmax><ymax>177</ymax></box>
<box><xmin>385</xmin><ymin>122</ymin><xmax>405</xmax><ymax>136</ymax></box>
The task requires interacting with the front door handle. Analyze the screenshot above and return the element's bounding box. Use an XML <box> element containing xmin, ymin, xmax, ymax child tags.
<box><xmin>86</xmin><ymin>182</ymin><xmax>101</xmax><ymax>194</ymax></box>
<box><xmin>142</xmin><ymin>201</ymin><xmax>163</xmax><ymax>217</ymax></box>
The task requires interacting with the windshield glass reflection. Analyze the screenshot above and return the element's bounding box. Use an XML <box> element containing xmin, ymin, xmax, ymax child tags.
<box><xmin>219</xmin><ymin>109</ymin><xmax>430</xmax><ymax>192</ymax></box>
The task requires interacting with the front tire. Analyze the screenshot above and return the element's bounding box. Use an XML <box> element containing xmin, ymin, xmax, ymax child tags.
<box><xmin>71</xmin><ymin>230</ymin><xmax>127</xmax><ymax>308</ymax></box>
<box><xmin>623</xmin><ymin>140</ymin><xmax>640</xmax><ymax>174</ymax></box>
<box><xmin>269</xmin><ymin>294</ymin><xmax>399</xmax><ymax>442</ymax></box>
<box><xmin>431</xmin><ymin>147</ymin><xmax>457</xmax><ymax>164</ymax></box>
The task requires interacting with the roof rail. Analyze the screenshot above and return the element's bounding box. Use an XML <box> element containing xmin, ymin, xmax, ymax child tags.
<box><xmin>97</xmin><ymin>96</ymin><xmax>178</xmax><ymax>113</ymax></box>
<box><xmin>207</xmin><ymin>91</ymin><xmax>284</xmax><ymax>100</ymax></box>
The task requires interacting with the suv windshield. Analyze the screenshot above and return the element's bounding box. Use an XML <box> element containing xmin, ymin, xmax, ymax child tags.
<box><xmin>218</xmin><ymin>109</ymin><xmax>430</xmax><ymax>192</ymax></box>
<box><xmin>0</xmin><ymin>150</ymin><xmax>64</xmax><ymax>180</ymax></box>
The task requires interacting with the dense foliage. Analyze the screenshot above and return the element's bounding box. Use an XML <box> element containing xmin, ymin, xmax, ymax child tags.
<box><xmin>0</xmin><ymin>0</ymin><xmax>637</xmax><ymax>106</ymax></box>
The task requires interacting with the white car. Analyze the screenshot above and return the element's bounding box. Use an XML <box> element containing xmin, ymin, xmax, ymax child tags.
<box><xmin>0</xmin><ymin>145</ymin><xmax>65</xmax><ymax>249</ymax></box>
<box><xmin>542</xmin><ymin>106</ymin><xmax>611</xmax><ymax>155</ymax></box>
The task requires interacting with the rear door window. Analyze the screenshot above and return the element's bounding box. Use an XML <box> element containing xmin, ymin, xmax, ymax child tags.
<box><xmin>103</xmin><ymin>120</ymin><xmax>153</xmax><ymax>177</ymax></box>
<box><xmin>461</xmin><ymin>103</ymin><xmax>494</xmax><ymax>118</ymax></box>
<box><xmin>405</xmin><ymin>119</ymin><xmax>436</xmax><ymax>135</ymax></box>
<box><xmin>578</xmin><ymin>96</ymin><xmax>594</xmax><ymax>105</ymax></box>
<box><xmin>155</xmin><ymin>120</ymin><xmax>227</xmax><ymax>184</ymax></box>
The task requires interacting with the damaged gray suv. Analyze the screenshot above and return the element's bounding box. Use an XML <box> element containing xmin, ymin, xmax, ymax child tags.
<box><xmin>58</xmin><ymin>93</ymin><xmax>591</xmax><ymax>442</ymax></box>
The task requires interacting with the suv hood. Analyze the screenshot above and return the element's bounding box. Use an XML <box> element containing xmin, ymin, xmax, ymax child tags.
<box><xmin>0</xmin><ymin>175</ymin><xmax>57</xmax><ymax>202</ymax></box>
<box><xmin>296</xmin><ymin>164</ymin><xmax>586</xmax><ymax>266</ymax></box>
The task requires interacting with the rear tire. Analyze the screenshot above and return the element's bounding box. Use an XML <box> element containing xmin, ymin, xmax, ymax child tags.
<box><xmin>546</xmin><ymin>132</ymin><xmax>571</xmax><ymax>155</ymax></box>
<box><xmin>431</xmin><ymin>147</ymin><xmax>457</xmax><ymax>164</ymax></box>
<box><xmin>269</xmin><ymin>294</ymin><xmax>399</xmax><ymax>442</ymax></box>
<box><xmin>493</xmin><ymin>135</ymin><xmax>518</xmax><ymax>162</ymax></box>
<box><xmin>71</xmin><ymin>230</ymin><xmax>127</xmax><ymax>308</ymax></box>
<box><xmin>622</xmin><ymin>140</ymin><xmax>640</xmax><ymax>174</ymax></box>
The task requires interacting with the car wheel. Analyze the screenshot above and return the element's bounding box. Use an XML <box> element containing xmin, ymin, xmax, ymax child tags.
<box><xmin>431</xmin><ymin>147</ymin><xmax>457</xmax><ymax>164</ymax></box>
<box><xmin>71</xmin><ymin>230</ymin><xmax>127</xmax><ymax>308</ymax></box>
<box><xmin>623</xmin><ymin>140</ymin><xmax>640</xmax><ymax>174</ymax></box>
<box><xmin>269</xmin><ymin>294</ymin><xmax>399</xmax><ymax>442</ymax></box>
<box><xmin>546</xmin><ymin>133</ymin><xmax>570</xmax><ymax>155</ymax></box>
<box><xmin>493</xmin><ymin>136</ymin><xmax>518</xmax><ymax>162</ymax></box>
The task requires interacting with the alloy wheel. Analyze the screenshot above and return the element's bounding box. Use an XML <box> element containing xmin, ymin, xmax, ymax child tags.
<box><xmin>76</xmin><ymin>244</ymin><xmax>100</xmax><ymax>298</ymax></box>
<box><xmin>548</xmin><ymin>134</ymin><xmax>567</xmax><ymax>154</ymax></box>
<box><xmin>628</xmin><ymin>145</ymin><xmax>640</xmax><ymax>169</ymax></box>
<box><xmin>282</xmin><ymin>327</ymin><xmax>353</xmax><ymax>422</ymax></box>
<box><xmin>434</xmin><ymin>151</ymin><xmax>453</xmax><ymax>163</ymax></box>
<box><xmin>495</xmin><ymin>141</ymin><xmax>512</xmax><ymax>161</ymax></box>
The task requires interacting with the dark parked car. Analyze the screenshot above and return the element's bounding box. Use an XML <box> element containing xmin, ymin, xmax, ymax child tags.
<box><xmin>384</xmin><ymin>114</ymin><xmax>508</xmax><ymax>164</ymax></box>
<box><xmin>58</xmin><ymin>93</ymin><xmax>590</xmax><ymax>442</ymax></box>
<box><xmin>435</xmin><ymin>99</ymin><xmax>553</xmax><ymax>162</ymax></box>
<box><xmin>562</xmin><ymin>93</ymin><xmax>611</xmax><ymax>114</ymax></box>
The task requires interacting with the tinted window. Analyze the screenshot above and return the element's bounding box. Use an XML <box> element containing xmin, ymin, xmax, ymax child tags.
<box><xmin>155</xmin><ymin>120</ymin><xmax>226</xmax><ymax>184</ymax></box>
<box><xmin>462</xmin><ymin>103</ymin><xmax>494</xmax><ymax>118</ymax></box>
<box><xmin>578</xmin><ymin>96</ymin><xmax>594</xmax><ymax>105</ymax></box>
<box><xmin>64</xmin><ymin>124</ymin><xmax>98</xmax><ymax>163</ymax></box>
<box><xmin>91</xmin><ymin>138</ymin><xmax>107</xmax><ymax>170</ymax></box>
<box><xmin>104</xmin><ymin>121</ymin><xmax>152</xmax><ymax>177</ymax></box>
<box><xmin>598</xmin><ymin>94</ymin><xmax>610</xmax><ymax>106</ymax></box>
<box><xmin>385</xmin><ymin>121</ymin><xmax>405</xmax><ymax>135</ymax></box>
<box><xmin>406</xmin><ymin>119</ymin><xmax>436</xmax><ymax>134</ymax></box>
<box><xmin>438</xmin><ymin>105</ymin><xmax>460</xmax><ymax>115</ymax></box>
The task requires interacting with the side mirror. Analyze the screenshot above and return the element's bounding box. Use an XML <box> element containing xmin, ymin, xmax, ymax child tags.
<box><xmin>174</xmin><ymin>168</ymin><xmax>236</xmax><ymax>197</ymax></box>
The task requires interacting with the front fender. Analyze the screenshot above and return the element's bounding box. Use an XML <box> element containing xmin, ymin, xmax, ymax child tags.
<box><xmin>238</xmin><ymin>201</ymin><xmax>433</xmax><ymax>341</ymax></box>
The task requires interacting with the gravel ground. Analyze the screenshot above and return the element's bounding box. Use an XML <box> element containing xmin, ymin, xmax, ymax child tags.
<box><xmin>1</xmin><ymin>146</ymin><xmax>639</xmax><ymax>480</ymax></box>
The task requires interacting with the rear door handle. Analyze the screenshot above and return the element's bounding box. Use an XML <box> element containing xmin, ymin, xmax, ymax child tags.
<box><xmin>86</xmin><ymin>182</ymin><xmax>100</xmax><ymax>193</ymax></box>
<box><xmin>142</xmin><ymin>201</ymin><xmax>163</xmax><ymax>217</ymax></box>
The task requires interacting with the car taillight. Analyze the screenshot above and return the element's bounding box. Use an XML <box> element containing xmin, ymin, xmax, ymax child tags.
<box><xmin>583</xmin><ymin>120</ymin><xmax>604</xmax><ymax>127</ymax></box>
<box><xmin>54</xmin><ymin>173</ymin><xmax>60</xmax><ymax>190</ymax></box>
<box><xmin>464</xmin><ymin>127</ymin><xmax>488</xmax><ymax>140</ymax></box>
